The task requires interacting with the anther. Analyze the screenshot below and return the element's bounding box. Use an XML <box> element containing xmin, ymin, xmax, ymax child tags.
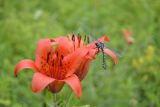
<box><xmin>50</xmin><ymin>39</ymin><xmax>55</xmax><ymax>42</ymax></box>
<box><xmin>47</xmin><ymin>52</ymin><xmax>51</xmax><ymax>63</ymax></box>
<box><xmin>77</xmin><ymin>34</ymin><xmax>81</xmax><ymax>47</ymax></box>
<box><xmin>72</xmin><ymin>34</ymin><xmax>75</xmax><ymax>50</ymax></box>
<box><xmin>84</xmin><ymin>35</ymin><xmax>86</xmax><ymax>42</ymax></box>
<box><xmin>87</xmin><ymin>36</ymin><xmax>90</xmax><ymax>43</ymax></box>
<box><xmin>72</xmin><ymin>34</ymin><xmax>75</xmax><ymax>42</ymax></box>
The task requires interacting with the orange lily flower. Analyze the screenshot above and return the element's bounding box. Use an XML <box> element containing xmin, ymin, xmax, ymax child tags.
<box><xmin>122</xmin><ymin>29</ymin><xmax>134</xmax><ymax>44</ymax></box>
<box><xmin>14</xmin><ymin>34</ymin><xmax>117</xmax><ymax>98</ymax></box>
<box><xmin>14</xmin><ymin>37</ymin><xmax>88</xmax><ymax>98</ymax></box>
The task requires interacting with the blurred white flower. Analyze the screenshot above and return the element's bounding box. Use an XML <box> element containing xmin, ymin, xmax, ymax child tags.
<box><xmin>34</xmin><ymin>9</ymin><xmax>43</xmax><ymax>20</ymax></box>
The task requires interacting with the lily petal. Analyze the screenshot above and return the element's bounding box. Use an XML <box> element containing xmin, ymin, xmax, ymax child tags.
<box><xmin>98</xmin><ymin>36</ymin><xmax>110</xmax><ymax>42</ymax></box>
<box><xmin>122</xmin><ymin>29</ymin><xmax>134</xmax><ymax>44</ymax></box>
<box><xmin>64</xmin><ymin>48</ymin><xmax>88</xmax><ymax>77</ymax></box>
<box><xmin>35</xmin><ymin>39</ymin><xmax>53</xmax><ymax>68</ymax></box>
<box><xmin>104</xmin><ymin>49</ymin><xmax>117</xmax><ymax>64</ymax></box>
<box><xmin>14</xmin><ymin>59</ymin><xmax>39</xmax><ymax>77</ymax></box>
<box><xmin>62</xmin><ymin>74</ymin><xmax>82</xmax><ymax>98</ymax></box>
<box><xmin>76</xmin><ymin>59</ymin><xmax>91</xmax><ymax>81</ymax></box>
<box><xmin>36</xmin><ymin>39</ymin><xmax>52</xmax><ymax>56</ymax></box>
<box><xmin>87</xmin><ymin>36</ymin><xmax>110</xmax><ymax>49</ymax></box>
<box><xmin>54</xmin><ymin>37</ymin><xmax>71</xmax><ymax>55</ymax></box>
<box><xmin>32</xmin><ymin>72</ymin><xmax>55</xmax><ymax>93</ymax></box>
<box><xmin>86</xmin><ymin>49</ymin><xmax>96</xmax><ymax>59</ymax></box>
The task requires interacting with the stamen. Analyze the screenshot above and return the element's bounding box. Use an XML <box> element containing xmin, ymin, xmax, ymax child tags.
<box><xmin>87</xmin><ymin>36</ymin><xmax>90</xmax><ymax>43</ymax></box>
<box><xmin>77</xmin><ymin>34</ymin><xmax>81</xmax><ymax>48</ymax></box>
<box><xmin>72</xmin><ymin>34</ymin><xmax>75</xmax><ymax>42</ymax></box>
<box><xmin>72</xmin><ymin>34</ymin><xmax>75</xmax><ymax>50</ymax></box>
<box><xmin>46</xmin><ymin>52</ymin><xmax>51</xmax><ymax>63</ymax></box>
<box><xmin>56</xmin><ymin>52</ymin><xmax>58</xmax><ymax>57</ymax></box>
<box><xmin>84</xmin><ymin>35</ymin><xmax>86</xmax><ymax>42</ymax></box>
<box><xmin>59</xmin><ymin>55</ymin><xmax>64</xmax><ymax>66</ymax></box>
<box><xmin>52</xmin><ymin>59</ymin><xmax>54</xmax><ymax>66</ymax></box>
<box><xmin>60</xmin><ymin>59</ymin><xmax>62</xmax><ymax>66</ymax></box>
<box><xmin>61</xmin><ymin>55</ymin><xmax>64</xmax><ymax>60</ymax></box>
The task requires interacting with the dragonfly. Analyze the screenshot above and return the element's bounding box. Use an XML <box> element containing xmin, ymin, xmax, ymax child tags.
<box><xmin>85</xmin><ymin>33</ymin><xmax>123</xmax><ymax>70</ymax></box>
<box><xmin>82</xmin><ymin>33</ymin><xmax>107</xmax><ymax>70</ymax></box>
<box><xmin>95</xmin><ymin>41</ymin><xmax>106</xmax><ymax>70</ymax></box>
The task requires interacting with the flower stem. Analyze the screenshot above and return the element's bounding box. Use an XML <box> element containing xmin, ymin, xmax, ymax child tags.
<box><xmin>63</xmin><ymin>92</ymin><xmax>73</xmax><ymax>107</ymax></box>
<box><xmin>54</xmin><ymin>93</ymin><xmax>57</xmax><ymax>107</ymax></box>
<box><xmin>42</xmin><ymin>90</ymin><xmax>47</xmax><ymax>107</ymax></box>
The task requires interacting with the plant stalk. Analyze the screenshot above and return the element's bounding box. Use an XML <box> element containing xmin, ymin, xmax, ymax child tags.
<box><xmin>63</xmin><ymin>92</ymin><xmax>73</xmax><ymax>107</ymax></box>
<box><xmin>54</xmin><ymin>93</ymin><xmax>57</xmax><ymax>107</ymax></box>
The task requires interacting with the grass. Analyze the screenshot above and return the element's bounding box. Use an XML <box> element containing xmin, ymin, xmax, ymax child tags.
<box><xmin>0</xmin><ymin>0</ymin><xmax>160</xmax><ymax>107</ymax></box>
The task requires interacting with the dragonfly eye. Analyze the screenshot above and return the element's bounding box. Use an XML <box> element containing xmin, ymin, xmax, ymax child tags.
<box><xmin>95</xmin><ymin>42</ymin><xmax>104</xmax><ymax>49</ymax></box>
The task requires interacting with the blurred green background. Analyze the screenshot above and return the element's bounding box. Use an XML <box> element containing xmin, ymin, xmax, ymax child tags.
<box><xmin>0</xmin><ymin>0</ymin><xmax>160</xmax><ymax>107</ymax></box>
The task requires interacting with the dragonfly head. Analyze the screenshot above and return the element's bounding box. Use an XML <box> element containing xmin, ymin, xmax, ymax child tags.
<box><xmin>95</xmin><ymin>41</ymin><xmax>104</xmax><ymax>50</ymax></box>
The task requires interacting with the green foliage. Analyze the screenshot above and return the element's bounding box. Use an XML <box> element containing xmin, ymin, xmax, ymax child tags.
<box><xmin>0</xmin><ymin>0</ymin><xmax>160</xmax><ymax>107</ymax></box>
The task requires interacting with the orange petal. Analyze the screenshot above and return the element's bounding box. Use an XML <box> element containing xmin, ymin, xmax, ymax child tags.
<box><xmin>122</xmin><ymin>29</ymin><xmax>132</xmax><ymax>38</ymax></box>
<box><xmin>35</xmin><ymin>39</ymin><xmax>53</xmax><ymax>68</ymax></box>
<box><xmin>87</xmin><ymin>36</ymin><xmax>110</xmax><ymax>49</ymax></box>
<box><xmin>36</xmin><ymin>39</ymin><xmax>52</xmax><ymax>56</ymax></box>
<box><xmin>54</xmin><ymin>37</ymin><xmax>71</xmax><ymax>56</ymax></box>
<box><xmin>14</xmin><ymin>59</ymin><xmax>39</xmax><ymax>77</ymax></box>
<box><xmin>62</xmin><ymin>74</ymin><xmax>82</xmax><ymax>99</ymax></box>
<box><xmin>98</xmin><ymin>36</ymin><xmax>110</xmax><ymax>42</ymax></box>
<box><xmin>85</xmin><ymin>49</ymin><xmax>97</xmax><ymax>59</ymax></box>
<box><xmin>122</xmin><ymin>29</ymin><xmax>134</xmax><ymax>44</ymax></box>
<box><xmin>75</xmin><ymin>59</ymin><xmax>91</xmax><ymax>81</ymax></box>
<box><xmin>32</xmin><ymin>72</ymin><xmax>55</xmax><ymax>93</ymax></box>
<box><xmin>104</xmin><ymin>49</ymin><xmax>117</xmax><ymax>64</ymax></box>
<box><xmin>64</xmin><ymin>48</ymin><xmax>88</xmax><ymax>77</ymax></box>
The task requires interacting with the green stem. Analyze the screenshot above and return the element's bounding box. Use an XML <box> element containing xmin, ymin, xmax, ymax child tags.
<box><xmin>63</xmin><ymin>92</ymin><xmax>73</xmax><ymax>107</ymax></box>
<box><xmin>42</xmin><ymin>90</ymin><xmax>47</xmax><ymax>107</ymax></box>
<box><xmin>54</xmin><ymin>93</ymin><xmax>57</xmax><ymax>107</ymax></box>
